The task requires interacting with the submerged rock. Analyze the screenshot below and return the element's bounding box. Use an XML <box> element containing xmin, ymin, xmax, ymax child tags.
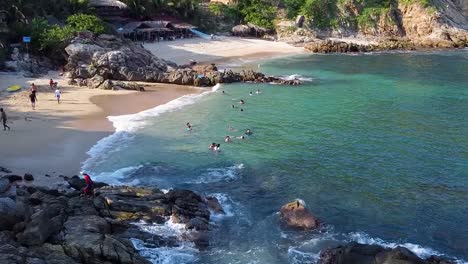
<box><xmin>279</xmin><ymin>200</ymin><xmax>319</xmax><ymax>230</ymax></box>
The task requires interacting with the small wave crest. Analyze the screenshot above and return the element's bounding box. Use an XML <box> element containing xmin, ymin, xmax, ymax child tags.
<box><xmin>185</xmin><ymin>164</ymin><xmax>244</xmax><ymax>184</ymax></box>
<box><xmin>90</xmin><ymin>165</ymin><xmax>143</xmax><ymax>185</ymax></box>
<box><xmin>279</xmin><ymin>74</ymin><xmax>313</xmax><ymax>82</ymax></box>
<box><xmin>347</xmin><ymin>232</ymin><xmax>444</xmax><ymax>259</ymax></box>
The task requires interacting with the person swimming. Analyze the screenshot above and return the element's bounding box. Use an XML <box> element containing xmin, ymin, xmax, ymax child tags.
<box><xmin>225</xmin><ymin>136</ymin><xmax>231</xmax><ymax>143</ymax></box>
<box><xmin>236</xmin><ymin>135</ymin><xmax>245</xmax><ymax>140</ymax></box>
<box><xmin>245</xmin><ymin>129</ymin><xmax>252</xmax><ymax>136</ymax></box>
<box><xmin>231</xmin><ymin>104</ymin><xmax>235</xmax><ymax>109</ymax></box>
<box><xmin>256</xmin><ymin>89</ymin><xmax>261</xmax><ymax>94</ymax></box>
<box><xmin>209</xmin><ymin>143</ymin><xmax>216</xmax><ymax>150</ymax></box>
<box><xmin>239</xmin><ymin>99</ymin><xmax>245</xmax><ymax>104</ymax></box>
<box><xmin>186</xmin><ymin>122</ymin><xmax>192</xmax><ymax>131</ymax></box>
<box><xmin>240</xmin><ymin>108</ymin><xmax>244</xmax><ymax>112</ymax></box>
<box><xmin>214</xmin><ymin>144</ymin><xmax>221</xmax><ymax>151</ymax></box>
<box><xmin>249</xmin><ymin>91</ymin><xmax>253</xmax><ymax>96</ymax></box>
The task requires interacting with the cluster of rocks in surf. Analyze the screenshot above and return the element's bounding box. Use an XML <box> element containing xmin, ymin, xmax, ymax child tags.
<box><xmin>64</xmin><ymin>32</ymin><xmax>301</xmax><ymax>89</ymax></box>
<box><xmin>0</xmin><ymin>169</ymin><xmax>225</xmax><ymax>264</ymax></box>
<box><xmin>278</xmin><ymin>200</ymin><xmax>456</xmax><ymax>264</ymax></box>
<box><xmin>304</xmin><ymin>35</ymin><xmax>468</xmax><ymax>54</ymax></box>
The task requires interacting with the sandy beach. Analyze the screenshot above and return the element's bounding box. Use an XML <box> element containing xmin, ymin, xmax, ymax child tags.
<box><xmin>144</xmin><ymin>36</ymin><xmax>306</xmax><ymax>66</ymax></box>
<box><xmin>0</xmin><ymin>37</ymin><xmax>303</xmax><ymax>182</ymax></box>
<box><xmin>0</xmin><ymin>71</ymin><xmax>201</xmax><ymax>180</ymax></box>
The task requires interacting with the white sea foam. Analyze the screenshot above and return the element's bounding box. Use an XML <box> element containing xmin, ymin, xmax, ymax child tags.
<box><xmin>90</xmin><ymin>165</ymin><xmax>143</xmax><ymax>185</ymax></box>
<box><xmin>294</xmin><ymin>199</ymin><xmax>306</xmax><ymax>207</ymax></box>
<box><xmin>208</xmin><ymin>193</ymin><xmax>235</xmax><ymax>222</ymax></box>
<box><xmin>133</xmin><ymin>217</ymin><xmax>186</xmax><ymax>237</ymax></box>
<box><xmin>81</xmin><ymin>84</ymin><xmax>221</xmax><ymax>177</ymax></box>
<box><xmin>131</xmin><ymin>238</ymin><xmax>198</xmax><ymax>264</ymax></box>
<box><xmin>288</xmin><ymin>247</ymin><xmax>320</xmax><ymax>264</ymax></box>
<box><xmin>131</xmin><ymin>217</ymin><xmax>199</xmax><ymax>264</ymax></box>
<box><xmin>346</xmin><ymin>232</ymin><xmax>467</xmax><ymax>262</ymax></box>
<box><xmin>279</xmin><ymin>74</ymin><xmax>314</xmax><ymax>82</ymax></box>
<box><xmin>186</xmin><ymin>164</ymin><xmax>244</xmax><ymax>184</ymax></box>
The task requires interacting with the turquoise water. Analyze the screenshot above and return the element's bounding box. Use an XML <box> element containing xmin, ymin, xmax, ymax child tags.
<box><xmin>83</xmin><ymin>51</ymin><xmax>468</xmax><ymax>263</ymax></box>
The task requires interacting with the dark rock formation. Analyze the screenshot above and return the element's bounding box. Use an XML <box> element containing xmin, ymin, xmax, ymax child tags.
<box><xmin>279</xmin><ymin>200</ymin><xmax>319</xmax><ymax>230</ymax></box>
<box><xmin>318</xmin><ymin>242</ymin><xmax>455</xmax><ymax>264</ymax></box>
<box><xmin>65</xmin><ymin>32</ymin><xmax>301</xmax><ymax>88</ymax></box>
<box><xmin>0</xmin><ymin>169</ymin><xmax>223</xmax><ymax>264</ymax></box>
<box><xmin>24</xmin><ymin>174</ymin><xmax>34</xmax><ymax>181</ymax></box>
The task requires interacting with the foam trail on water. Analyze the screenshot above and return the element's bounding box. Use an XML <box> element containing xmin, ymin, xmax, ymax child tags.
<box><xmin>82</xmin><ymin>84</ymin><xmax>221</xmax><ymax>175</ymax></box>
<box><xmin>279</xmin><ymin>74</ymin><xmax>314</xmax><ymax>82</ymax></box>
<box><xmin>185</xmin><ymin>164</ymin><xmax>244</xmax><ymax>184</ymax></box>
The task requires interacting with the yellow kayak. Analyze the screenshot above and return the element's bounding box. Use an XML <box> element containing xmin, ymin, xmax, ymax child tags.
<box><xmin>6</xmin><ymin>85</ymin><xmax>21</xmax><ymax>92</ymax></box>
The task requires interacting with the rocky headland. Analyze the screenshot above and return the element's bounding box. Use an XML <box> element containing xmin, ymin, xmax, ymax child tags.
<box><xmin>276</xmin><ymin>0</ymin><xmax>468</xmax><ymax>53</ymax></box>
<box><xmin>64</xmin><ymin>32</ymin><xmax>301</xmax><ymax>89</ymax></box>
<box><xmin>0</xmin><ymin>168</ymin><xmax>225</xmax><ymax>264</ymax></box>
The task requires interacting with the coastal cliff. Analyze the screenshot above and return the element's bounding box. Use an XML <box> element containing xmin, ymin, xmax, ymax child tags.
<box><xmin>276</xmin><ymin>0</ymin><xmax>468</xmax><ymax>52</ymax></box>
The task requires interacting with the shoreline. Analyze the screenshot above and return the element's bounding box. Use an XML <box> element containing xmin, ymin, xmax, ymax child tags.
<box><xmin>0</xmin><ymin>71</ymin><xmax>203</xmax><ymax>182</ymax></box>
<box><xmin>0</xmin><ymin>37</ymin><xmax>305</xmax><ymax>181</ymax></box>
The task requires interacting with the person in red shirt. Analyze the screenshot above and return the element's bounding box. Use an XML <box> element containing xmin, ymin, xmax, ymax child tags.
<box><xmin>49</xmin><ymin>79</ymin><xmax>54</xmax><ymax>88</ymax></box>
<box><xmin>82</xmin><ymin>172</ymin><xmax>94</xmax><ymax>196</ymax></box>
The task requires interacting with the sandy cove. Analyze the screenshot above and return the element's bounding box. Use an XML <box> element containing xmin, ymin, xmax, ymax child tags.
<box><xmin>0</xmin><ymin>37</ymin><xmax>304</xmax><ymax>181</ymax></box>
<box><xmin>144</xmin><ymin>36</ymin><xmax>306</xmax><ymax>65</ymax></box>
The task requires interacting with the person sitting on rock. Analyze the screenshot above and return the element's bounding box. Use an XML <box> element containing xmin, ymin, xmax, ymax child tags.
<box><xmin>82</xmin><ymin>172</ymin><xmax>94</xmax><ymax>196</ymax></box>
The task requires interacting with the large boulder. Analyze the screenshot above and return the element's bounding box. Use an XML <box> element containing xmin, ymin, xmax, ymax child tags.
<box><xmin>279</xmin><ymin>200</ymin><xmax>319</xmax><ymax>230</ymax></box>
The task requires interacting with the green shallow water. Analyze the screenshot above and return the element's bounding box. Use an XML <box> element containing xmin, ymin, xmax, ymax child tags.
<box><xmin>84</xmin><ymin>51</ymin><xmax>468</xmax><ymax>263</ymax></box>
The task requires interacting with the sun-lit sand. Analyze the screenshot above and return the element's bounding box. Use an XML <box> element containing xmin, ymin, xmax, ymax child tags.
<box><xmin>144</xmin><ymin>36</ymin><xmax>306</xmax><ymax>65</ymax></box>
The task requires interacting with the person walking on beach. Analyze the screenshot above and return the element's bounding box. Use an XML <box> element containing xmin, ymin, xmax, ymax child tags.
<box><xmin>49</xmin><ymin>79</ymin><xmax>54</xmax><ymax>89</ymax></box>
<box><xmin>1</xmin><ymin>108</ymin><xmax>10</xmax><ymax>131</ymax></box>
<box><xmin>55</xmin><ymin>87</ymin><xmax>61</xmax><ymax>104</ymax></box>
<box><xmin>30</xmin><ymin>83</ymin><xmax>37</xmax><ymax>93</ymax></box>
<box><xmin>29</xmin><ymin>92</ymin><xmax>37</xmax><ymax>110</ymax></box>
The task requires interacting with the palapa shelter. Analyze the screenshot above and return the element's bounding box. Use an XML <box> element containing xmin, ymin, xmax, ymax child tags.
<box><xmin>120</xmin><ymin>21</ymin><xmax>196</xmax><ymax>42</ymax></box>
<box><xmin>89</xmin><ymin>0</ymin><xmax>128</xmax><ymax>21</ymax></box>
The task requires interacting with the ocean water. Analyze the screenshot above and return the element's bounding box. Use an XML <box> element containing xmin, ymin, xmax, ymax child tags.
<box><xmin>82</xmin><ymin>51</ymin><xmax>468</xmax><ymax>264</ymax></box>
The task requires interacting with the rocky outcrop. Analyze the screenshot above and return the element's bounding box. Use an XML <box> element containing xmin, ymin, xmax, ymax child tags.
<box><xmin>318</xmin><ymin>242</ymin><xmax>455</xmax><ymax>264</ymax></box>
<box><xmin>0</xmin><ymin>168</ymin><xmax>223</xmax><ymax>264</ymax></box>
<box><xmin>65</xmin><ymin>32</ymin><xmax>301</xmax><ymax>87</ymax></box>
<box><xmin>279</xmin><ymin>1</ymin><xmax>468</xmax><ymax>52</ymax></box>
<box><xmin>232</xmin><ymin>23</ymin><xmax>268</xmax><ymax>37</ymax></box>
<box><xmin>279</xmin><ymin>200</ymin><xmax>319</xmax><ymax>230</ymax></box>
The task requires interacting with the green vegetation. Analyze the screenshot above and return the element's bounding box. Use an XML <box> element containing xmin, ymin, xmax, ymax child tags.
<box><xmin>237</xmin><ymin>0</ymin><xmax>278</xmax><ymax>29</ymax></box>
<box><xmin>356</xmin><ymin>7</ymin><xmax>390</xmax><ymax>28</ymax></box>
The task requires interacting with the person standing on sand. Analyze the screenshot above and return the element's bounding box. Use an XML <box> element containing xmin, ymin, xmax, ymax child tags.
<box><xmin>55</xmin><ymin>87</ymin><xmax>61</xmax><ymax>104</ymax></box>
<box><xmin>29</xmin><ymin>92</ymin><xmax>37</xmax><ymax>110</ymax></box>
<box><xmin>1</xmin><ymin>108</ymin><xmax>10</xmax><ymax>131</ymax></box>
<box><xmin>49</xmin><ymin>79</ymin><xmax>54</xmax><ymax>88</ymax></box>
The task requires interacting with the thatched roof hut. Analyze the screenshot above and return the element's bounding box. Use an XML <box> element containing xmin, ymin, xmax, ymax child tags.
<box><xmin>89</xmin><ymin>0</ymin><xmax>128</xmax><ymax>9</ymax></box>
